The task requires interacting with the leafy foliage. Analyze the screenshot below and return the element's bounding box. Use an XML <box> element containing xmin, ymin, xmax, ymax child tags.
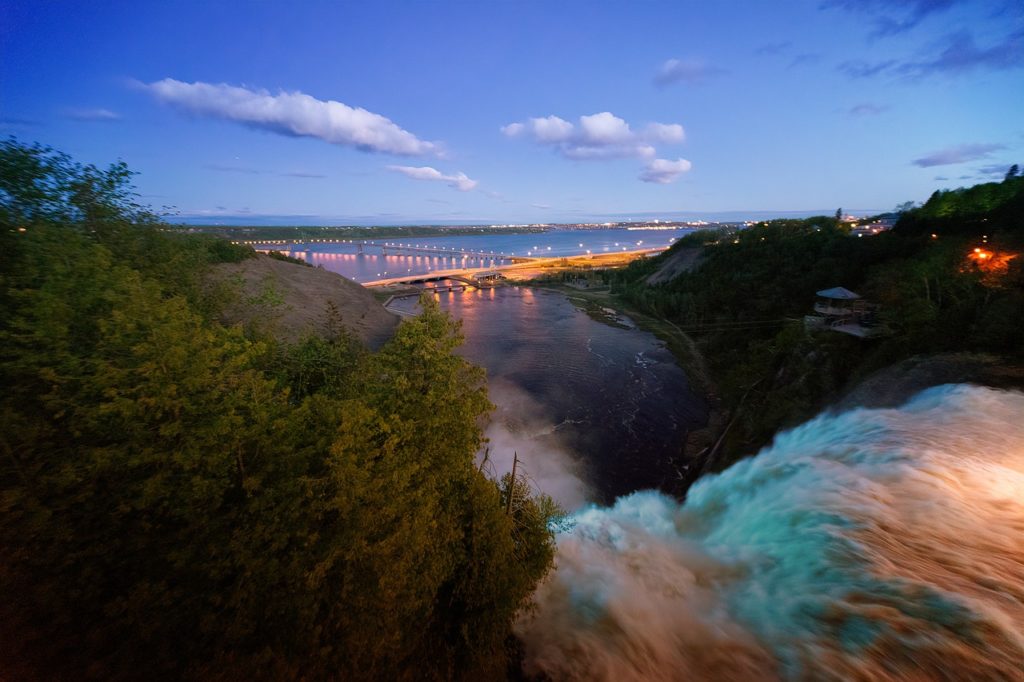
<box><xmin>609</xmin><ymin>195</ymin><xmax>1024</xmax><ymax>467</ymax></box>
<box><xmin>265</xmin><ymin>249</ymin><xmax>313</xmax><ymax>266</ymax></box>
<box><xmin>895</xmin><ymin>173</ymin><xmax>1024</xmax><ymax>236</ymax></box>
<box><xmin>0</xmin><ymin>140</ymin><xmax>556</xmax><ymax>680</ymax></box>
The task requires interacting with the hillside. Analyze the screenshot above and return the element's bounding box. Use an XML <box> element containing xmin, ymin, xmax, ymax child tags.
<box><xmin>606</xmin><ymin>173</ymin><xmax>1024</xmax><ymax>477</ymax></box>
<box><xmin>209</xmin><ymin>253</ymin><xmax>399</xmax><ymax>348</ymax></box>
<box><xmin>0</xmin><ymin>140</ymin><xmax>558</xmax><ymax>680</ymax></box>
<box><xmin>643</xmin><ymin>246</ymin><xmax>704</xmax><ymax>285</ymax></box>
<box><xmin>834</xmin><ymin>353</ymin><xmax>1024</xmax><ymax>410</ymax></box>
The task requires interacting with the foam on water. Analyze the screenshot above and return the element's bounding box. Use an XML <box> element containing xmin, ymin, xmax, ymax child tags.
<box><xmin>518</xmin><ymin>384</ymin><xmax>1024</xmax><ymax>680</ymax></box>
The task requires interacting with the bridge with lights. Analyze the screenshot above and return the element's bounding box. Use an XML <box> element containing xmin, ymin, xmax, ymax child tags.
<box><xmin>236</xmin><ymin>238</ymin><xmax>516</xmax><ymax>260</ymax></box>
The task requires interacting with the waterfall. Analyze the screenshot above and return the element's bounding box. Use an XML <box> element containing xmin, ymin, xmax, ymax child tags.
<box><xmin>519</xmin><ymin>384</ymin><xmax>1024</xmax><ymax>681</ymax></box>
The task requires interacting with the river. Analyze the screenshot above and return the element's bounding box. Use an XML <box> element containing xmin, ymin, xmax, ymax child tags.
<box><xmin>254</xmin><ymin>226</ymin><xmax>692</xmax><ymax>283</ymax></box>
<box><xmin>389</xmin><ymin>285</ymin><xmax>708</xmax><ymax>507</ymax></box>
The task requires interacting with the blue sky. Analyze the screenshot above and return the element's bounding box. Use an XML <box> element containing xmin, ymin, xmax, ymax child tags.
<box><xmin>2</xmin><ymin>0</ymin><xmax>1021</xmax><ymax>224</ymax></box>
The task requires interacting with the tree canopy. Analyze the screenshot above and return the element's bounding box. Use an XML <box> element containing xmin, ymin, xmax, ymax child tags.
<box><xmin>607</xmin><ymin>188</ymin><xmax>1024</xmax><ymax>469</ymax></box>
<box><xmin>0</xmin><ymin>138</ymin><xmax>557</xmax><ymax>680</ymax></box>
<box><xmin>894</xmin><ymin>173</ymin><xmax>1024</xmax><ymax>236</ymax></box>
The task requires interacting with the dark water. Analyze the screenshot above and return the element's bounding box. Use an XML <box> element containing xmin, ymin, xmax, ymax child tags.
<box><xmin>391</xmin><ymin>286</ymin><xmax>707</xmax><ymax>506</ymax></box>
<box><xmin>255</xmin><ymin>226</ymin><xmax>691</xmax><ymax>283</ymax></box>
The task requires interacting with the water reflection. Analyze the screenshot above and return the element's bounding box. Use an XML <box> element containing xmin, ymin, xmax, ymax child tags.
<box><xmin>392</xmin><ymin>286</ymin><xmax>707</xmax><ymax>504</ymax></box>
<box><xmin>252</xmin><ymin>227</ymin><xmax>692</xmax><ymax>282</ymax></box>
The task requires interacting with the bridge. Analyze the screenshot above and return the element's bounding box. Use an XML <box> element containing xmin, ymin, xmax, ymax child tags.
<box><xmin>361</xmin><ymin>248</ymin><xmax>668</xmax><ymax>287</ymax></box>
<box><xmin>383</xmin><ymin>274</ymin><xmax>500</xmax><ymax>315</ymax></box>
<box><xmin>378</xmin><ymin>271</ymin><xmax>506</xmax><ymax>288</ymax></box>
<box><xmin>237</xmin><ymin>237</ymin><xmax>518</xmax><ymax>261</ymax></box>
<box><xmin>363</xmin><ymin>263</ymin><xmax>527</xmax><ymax>287</ymax></box>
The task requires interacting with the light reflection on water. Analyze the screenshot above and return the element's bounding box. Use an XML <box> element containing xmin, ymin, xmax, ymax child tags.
<box><xmin>391</xmin><ymin>286</ymin><xmax>708</xmax><ymax>504</ymax></box>
<box><xmin>253</xmin><ymin>227</ymin><xmax>693</xmax><ymax>282</ymax></box>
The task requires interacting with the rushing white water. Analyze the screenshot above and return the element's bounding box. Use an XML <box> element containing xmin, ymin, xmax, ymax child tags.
<box><xmin>518</xmin><ymin>384</ymin><xmax>1024</xmax><ymax>681</ymax></box>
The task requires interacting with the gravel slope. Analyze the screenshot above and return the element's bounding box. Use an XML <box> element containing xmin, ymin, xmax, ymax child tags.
<box><xmin>209</xmin><ymin>254</ymin><xmax>399</xmax><ymax>348</ymax></box>
<box><xmin>644</xmin><ymin>247</ymin><xmax>704</xmax><ymax>285</ymax></box>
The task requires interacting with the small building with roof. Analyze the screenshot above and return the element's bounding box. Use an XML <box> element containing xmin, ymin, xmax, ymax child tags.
<box><xmin>805</xmin><ymin>287</ymin><xmax>887</xmax><ymax>338</ymax></box>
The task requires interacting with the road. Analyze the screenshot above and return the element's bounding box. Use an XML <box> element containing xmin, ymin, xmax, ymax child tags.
<box><xmin>361</xmin><ymin>247</ymin><xmax>668</xmax><ymax>287</ymax></box>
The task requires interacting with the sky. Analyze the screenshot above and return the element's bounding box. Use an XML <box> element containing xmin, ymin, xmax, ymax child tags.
<box><xmin>1</xmin><ymin>0</ymin><xmax>1022</xmax><ymax>225</ymax></box>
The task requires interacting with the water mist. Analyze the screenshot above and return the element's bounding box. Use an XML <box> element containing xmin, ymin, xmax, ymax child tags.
<box><xmin>518</xmin><ymin>384</ymin><xmax>1024</xmax><ymax>681</ymax></box>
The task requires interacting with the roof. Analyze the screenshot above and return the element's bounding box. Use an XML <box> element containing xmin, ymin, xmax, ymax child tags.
<box><xmin>816</xmin><ymin>286</ymin><xmax>861</xmax><ymax>300</ymax></box>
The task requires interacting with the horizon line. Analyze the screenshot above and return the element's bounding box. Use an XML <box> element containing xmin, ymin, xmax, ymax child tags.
<box><xmin>168</xmin><ymin>207</ymin><xmax>889</xmax><ymax>227</ymax></box>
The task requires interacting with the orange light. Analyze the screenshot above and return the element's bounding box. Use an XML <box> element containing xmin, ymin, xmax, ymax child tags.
<box><xmin>965</xmin><ymin>249</ymin><xmax>1018</xmax><ymax>283</ymax></box>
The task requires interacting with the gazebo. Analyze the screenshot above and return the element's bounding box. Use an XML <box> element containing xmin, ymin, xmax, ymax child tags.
<box><xmin>805</xmin><ymin>286</ymin><xmax>885</xmax><ymax>337</ymax></box>
<box><xmin>813</xmin><ymin>287</ymin><xmax>861</xmax><ymax>317</ymax></box>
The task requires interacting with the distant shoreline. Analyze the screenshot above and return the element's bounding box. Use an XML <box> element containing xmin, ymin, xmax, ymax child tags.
<box><xmin>165</xmin><ymin>221</ymin><xmax>741</xmax><ymax>242</ymax></box>
<box><xmin>361</xmin><ymin>247</ymin><xmax>666</xmax><ymax>287</ymax></box>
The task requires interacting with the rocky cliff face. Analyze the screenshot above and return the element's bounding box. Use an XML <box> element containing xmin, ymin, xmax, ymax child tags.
<box><xmin>834</xmin><ymin>352</ymin><xmax>1024</xmax><ymax>411</ymax></box>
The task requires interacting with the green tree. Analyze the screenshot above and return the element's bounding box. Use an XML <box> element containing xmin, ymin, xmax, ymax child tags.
<box><xmin>0</xmin><ymin>139</ymin><xmax>557</xmax><ymax>680</ymax></box>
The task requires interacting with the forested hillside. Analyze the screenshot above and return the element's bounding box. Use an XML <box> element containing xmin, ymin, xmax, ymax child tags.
<box><xmin>609</xmin><ymin>172</ymin><xmax>1024</xmax><ymax>472</ymax></box>
<box><xmin>0</xmin><ymin>139</ymin><xmax>557</xmax><ymax>680</ymax></box>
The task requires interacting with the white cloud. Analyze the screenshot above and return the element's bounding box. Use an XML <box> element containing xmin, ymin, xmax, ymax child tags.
<box><xmin>387</xmin><ymin>165</ymin><xmax>478</xmax><ymax>191</ymax></box>
<box><xmin>502</xmin><ymin>112</ymin><xmax>690</xmax><ymax>182</ymax></box>
<box><xmin>644</xmin><ymin>122</ymin><xmax>685</xmax><ymax>143</ymax></box>
<box><xmin>529</xmin><ymin>115</ymin><xmax>575</xmax><ymax>143</ymax></box>
<box><xmin>578</xmin><ymin>112</ymin><xmax>633</xmax><ymax>144</ymax></box>
<box><xmin>640</xmin><ymin>158</ymin><xmax>692</xmax><ymax>184</ymax></box>
<box><xmin>144</xmin><ymin>78</ymin><xmax>439</xmax><ymax>156</ymax></box>
<box><xmin>502</xmin><ymin>111</ymin><xmax>683</xmax><ymax>162</ymax></box>
<box><xmin>500</xmin><ymin>122</ymin><xmax>525</xmax><ymax>136</ymax></box>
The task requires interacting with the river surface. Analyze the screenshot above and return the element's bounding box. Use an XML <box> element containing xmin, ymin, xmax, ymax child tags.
<box><xmin>255</xmin><ymin>226</ymin><xmax>692</xmax><ymax>283</ymax></box>
<box><xmin>390</xmin><ymin>285</ymin><xmax>707</xmax><ymax>507</ymax></box>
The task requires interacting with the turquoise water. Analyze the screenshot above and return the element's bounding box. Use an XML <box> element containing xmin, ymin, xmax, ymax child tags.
<box><xmin>518</xmin><ymin>385</ymin><xmax>1024</xmax><ymax>680</ymax></box>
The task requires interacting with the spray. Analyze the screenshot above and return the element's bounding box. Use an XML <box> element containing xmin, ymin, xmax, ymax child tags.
<box><xmin>518</xmin><ymin>384</ymin><xmax>1024</xmax><ymax>680</ymax></box>
<box><xmin>480</xmin><ymin>377</ymin><xmax>590</xmax><ymax>510</ymax></box>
